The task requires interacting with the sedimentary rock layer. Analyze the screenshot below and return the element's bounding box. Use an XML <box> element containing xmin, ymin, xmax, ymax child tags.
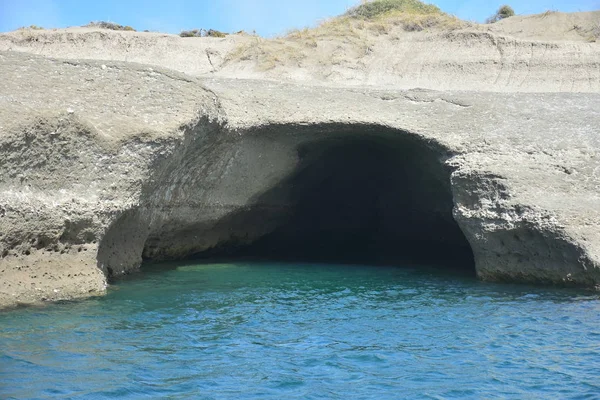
<box><xmin>1</xmin><ymin>51</ymin><xmax>599</xmax><ymax>308</ymax></box>
<box><xmin>2</xmin><ymin>11</ymin><xmax>600</xmax><ymax>93</ymax></box>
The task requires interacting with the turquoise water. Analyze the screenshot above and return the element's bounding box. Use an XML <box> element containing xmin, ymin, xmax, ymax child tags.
<box><xmin>1</xmin><ymin>262</ymin><xmax>600</xmax><ymax>399</ymax></box>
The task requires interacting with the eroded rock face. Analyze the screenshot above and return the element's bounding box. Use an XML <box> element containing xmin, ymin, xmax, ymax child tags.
<box><xmin>1</xmin><ymin>51</ymin><xmax>600</xmax><ymax>308</ymax></box>
<box><xmin>125</xmin><ymin>125</ymin><xmax>475</xmax><ymax>272</ymax></box>
<box><xmin>2</xmin><ymin>19</ymin><xmax>600</xmax><ymax>93</ymax></box>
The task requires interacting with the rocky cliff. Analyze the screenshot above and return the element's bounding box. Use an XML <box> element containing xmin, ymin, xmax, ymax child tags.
<box><xmin>2</xmin><ymin>11</ymin><xmax>599</xmax><ymax>92</ymax></box>
<box><xmin>1</xmin><ymin>10</ymin><xmax>600</xmax><ymax>308</ymax></box>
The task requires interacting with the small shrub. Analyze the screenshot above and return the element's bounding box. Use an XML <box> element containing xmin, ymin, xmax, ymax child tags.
<box><xmin>486</xmin><ymin>5</ymin><xmax>515</xmax><ymax>23</ymax></box>
<box><xmin>86</xmin><ymin>21</ymin><xmax>137</xmax><ymax>31</ymax></box>
<box><xmin>207</xmin><ymin>29</ymin><xmax>227</xmax><ymax>38</ymax></box>
<box><xmin>345</xmin><ymin>0</ymin><xmax>442</xmax><ymax>20</ymax></box>
<box><xmin>180</xmin><ymin>29</ymin><xmax>203</xmax><ymax>37</ymax></box>
<box><xmin>497</xmin><ymin>5</ymin><xmax>515</xmax><ymax>19</ymax></box>
<box><xmin>180</xmin><ymin>28</ymin><xmax>228</xmax><ymax>38</ymax></box>
<box><xmin>19</xmin><ymin>25</ymin><xmax>44</xmax><ymax>30</ymax></box>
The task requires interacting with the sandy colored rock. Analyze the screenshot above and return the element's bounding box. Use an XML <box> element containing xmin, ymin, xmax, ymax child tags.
<box><xmin>1</xmin><ymin>11</ymin><xmax>599</xmax><ymax>92</ymax></box>
<box><xmin>1</xmin><ymin>10</ymin><xmax>600</xmax><ymax>308</ymax></box>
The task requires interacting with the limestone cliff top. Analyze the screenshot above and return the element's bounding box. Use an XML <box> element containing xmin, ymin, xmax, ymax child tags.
<box><xmin>1</xmin><ymin>10</ymin><xmax>599</xmax><ymax>92</ymax></box>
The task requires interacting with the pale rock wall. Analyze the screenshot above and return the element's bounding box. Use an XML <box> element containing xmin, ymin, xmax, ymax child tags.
<box><xmin>1</xmin><ymin>51</ymin><xmax>600</xmax><ymax>309</ymax></box>
<box><xmin>2</xmin><ymin>21</ymin><xmax>599</xmax><ymax>93</ymax></box>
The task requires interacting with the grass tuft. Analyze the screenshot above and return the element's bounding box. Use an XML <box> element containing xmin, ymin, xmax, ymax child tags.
<box><xmin>86</xmin><ymin>21</ymin><xmax>136</xmax><ymax>31</ymax></box>
<box><xmin>345</xmin><ymin>0</ymin><xmax>442</xmax><ymax>19</ymax></box>
<box><xmin>18</xmin><ymin>25</ymin><xmax>44</xmax><ymax>31</ymax></box>
<box><xmin>486</xmin><ymin>5</ymin><xmax>515</xmax><ymax>24</ymax></box>
<box><xmin>226</xmin><ymin>0</ymin><xmax>466</xmax><ymax>71</ymax></box>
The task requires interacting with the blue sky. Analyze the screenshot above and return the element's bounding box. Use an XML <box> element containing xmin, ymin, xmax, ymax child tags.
<box><xmin>1</xmin><ymin>0</ymin><xmax>598</xmax><ymax>36</ymax></box>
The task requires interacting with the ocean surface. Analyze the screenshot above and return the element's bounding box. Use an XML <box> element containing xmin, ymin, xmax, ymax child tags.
<box><xmin>1</xmin><ymin>262</ymin><xmax>599</xmax><ymax>399</ymax></box>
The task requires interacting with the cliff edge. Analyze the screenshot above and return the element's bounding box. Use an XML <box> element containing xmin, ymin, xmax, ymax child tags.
<box><xmin>1</xmin><ymin>6</ymin><xmax>599</xmax><ymax>308</ymax></box>
<box><xmin>1</xmin><ymin>10</ymin><xmax>599</xmax><ymax>92</ymax></box>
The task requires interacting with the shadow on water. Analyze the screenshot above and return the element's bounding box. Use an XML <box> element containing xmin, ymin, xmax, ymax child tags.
<box><xmin>136</xmin><ymin>259</ymin><xmax>600</xmax><ymax>304</ymax></box>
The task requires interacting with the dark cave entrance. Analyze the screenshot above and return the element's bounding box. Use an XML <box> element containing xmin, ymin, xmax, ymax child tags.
<box><xmin>193</xmin><ymin>130</ymin><xmax>475</xmax><ymax>274</ymax></box>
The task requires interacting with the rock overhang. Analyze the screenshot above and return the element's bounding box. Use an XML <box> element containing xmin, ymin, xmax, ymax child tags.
<box><xmin>134</xmin><ymin>123</ymin><xmax>476</xmax><ymax>272</ymax></box>
<box><xmin>1</xmin><ymin>51</ymin><xmax>600</xmax><ymax>308</ymax></box>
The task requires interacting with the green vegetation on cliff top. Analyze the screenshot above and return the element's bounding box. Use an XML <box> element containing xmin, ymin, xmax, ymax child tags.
<box><xmin>345</xmin><ymin>0</ymin><xmax>444</xmax><ymax>19</ymax></box>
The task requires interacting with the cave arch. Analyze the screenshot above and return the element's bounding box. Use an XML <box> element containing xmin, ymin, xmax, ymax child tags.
<box><xmin>180</xmin><ymin>125</ymin><xmax>476</xmax><ymax>273</ymax></box>
<box><xmin>96</xmin><ymin>123</ymin><xmax>476</xmax><ymax>277</ymax></box>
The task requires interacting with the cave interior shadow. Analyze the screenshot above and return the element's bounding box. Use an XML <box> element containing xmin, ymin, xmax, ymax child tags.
<box><xmin>183</xmin><ymin>129</ymin><xmax>475</xmax><ymax>275</ymax></box>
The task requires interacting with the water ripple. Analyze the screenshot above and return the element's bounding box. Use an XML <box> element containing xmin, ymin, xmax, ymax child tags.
<box><xmin>1</xmin><ymin>262</ymin><xmax>600</xmax><ymax>399</ymax></box>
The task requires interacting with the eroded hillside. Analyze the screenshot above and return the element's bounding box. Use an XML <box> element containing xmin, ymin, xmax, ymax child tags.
<box><xmin>1</xmin><ymin>7</ymin><xmax>599</xmax><ymax>92</ymax></box>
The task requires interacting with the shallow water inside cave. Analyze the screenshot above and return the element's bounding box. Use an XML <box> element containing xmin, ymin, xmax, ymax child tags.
<box><xmin>1</xmin><ymin>261</ymin><xmax>600</xmax><ymax>399</ymax></box>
